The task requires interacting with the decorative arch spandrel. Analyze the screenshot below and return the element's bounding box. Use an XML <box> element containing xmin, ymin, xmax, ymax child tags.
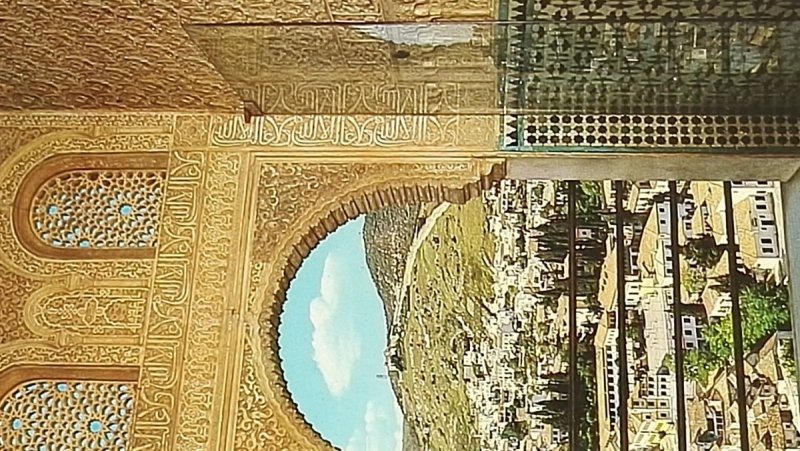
<box><xmin>234</xmin><ymin>157</ymin><xmax>505</xmax><ymax>449</ymax></box>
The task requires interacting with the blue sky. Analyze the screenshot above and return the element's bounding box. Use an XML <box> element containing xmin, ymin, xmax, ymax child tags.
<box><xmin>279</xmin><ymin>216</ymin><xmax>403</xmax><ymax>451</ymax></box>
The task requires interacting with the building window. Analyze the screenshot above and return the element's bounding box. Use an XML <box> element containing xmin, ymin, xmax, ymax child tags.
<box><xmin>764</xmin><ymin>247</ymin><xmax>775</xmax><ymax>254</ymax></box>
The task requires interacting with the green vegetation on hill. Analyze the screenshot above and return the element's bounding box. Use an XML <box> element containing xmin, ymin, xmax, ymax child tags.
<box><xmin>397</xmin><ymin>198</ymin><xmax>495</xmax><ymax>451</ymax></box>
<box><xmin>363</xmin><ymin>205</ymin><xmax>419</xmax><ymax>324</ymax></box>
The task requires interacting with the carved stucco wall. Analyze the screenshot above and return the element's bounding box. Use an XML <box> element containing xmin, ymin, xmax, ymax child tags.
<box><xmin>0</xmin><ymin>0</ymin><xmax>495</xmax><ymax>112</ymax></box>
<box><xmin>0</xmin><ymin>116</ymin><xmax>166</xmax><ymax>434</ymax></box>
<box><xmin>0</xmin><ymin>2</ymin><xmax>239</xmax><ymax>112</ymax></box>
<box><xmin>0</xmin><ymin>110</ymin><xmax>502</xmax><ymax>450</ymax></box>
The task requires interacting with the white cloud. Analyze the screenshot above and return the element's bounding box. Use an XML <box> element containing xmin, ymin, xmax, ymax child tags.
<box><xmin>345</xmin><ymin>400</ymin><xmax>404</xmax><ymax>451</ymax></box>
<box><xmin>393</xmin><ymin>401</ymin><xmax>404</xmax><ymax>451</ymax></box>
<box><xmin>364</xmin><ymin>400</ymin><xmax>381</xmax><ymax>431</ymax></box>
<box><xmin>309</xmin><ymin>253</ymin><xmax>362</xmax><ymax>397</ymax></box>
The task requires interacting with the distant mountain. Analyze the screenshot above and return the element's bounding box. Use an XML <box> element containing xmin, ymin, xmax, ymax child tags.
<box><xmin>362</xmin><ymin>205</ymin><xmax>420</xmax><ymax>327</ymax></box>
<box><xmin>403</xmin><ymin>419</ymin><xmax>423</xmax><ymax>451</ymax></box>
<box><xmin>363</xmin><ymin>205</ymin><xmax>423</xmax><ymax>451</ymax></box>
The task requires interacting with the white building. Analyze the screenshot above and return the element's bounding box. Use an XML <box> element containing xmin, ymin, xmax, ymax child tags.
<box><xmin>691</xmin><ymin>181</ymin><xmax>784</xmax><ymax>279</ymax></box>
<box><xmin>680</xmin><ymin>314</ymin><xmax>705</xmax><ymax>351</ymax></box>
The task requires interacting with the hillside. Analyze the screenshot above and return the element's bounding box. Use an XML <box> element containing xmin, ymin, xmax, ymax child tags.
<box><xmin>396</xmin><ymin>198</ymin><xmax>494</xmax><ymax>451</ymax></box>
<box><xmin>362</xmin><ymin>205</ymin><xmax>420</xmax><ymax>325</ymax></box>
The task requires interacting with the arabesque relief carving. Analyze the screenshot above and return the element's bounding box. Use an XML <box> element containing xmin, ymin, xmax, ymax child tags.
<box><xmin>24</xmin><ymin>285</ymin><xmax>148</xmax><ymax>340</ymax></box>
<box><xmin>0</xmin><ymin>120</ymin><xmax>172</xmax><ymax>376</ymax></box>
<box><xmin>130</xmin><ymin>150</ymin><xmax>247</xmax><ymax>451</ymax></box>
<box><xmin>186</xmin><ymin>24</ymin><xmax>498</xmax><ymax>117</ymax></box>
<box><xmin>0</xmin><ymin>131</ymin><xmax>168</xmax><ymax>280</ymax></box>
<box><xmin>0</xmin><ymin>267</ymin><xmax>45</xmax><ymax>345</ymax></box>
<box><xmin>208</xmin><ymin>114</ymin><xmax>497</xmax><ymax>149</ymax></box>
<box><xmin>0</xmin><ymin>120</ymin><xmax>167</xmax><ymax>450</ymax></box>
<box><xmin>16</xmin><ymin>153</ymin><xmax>168</xmax><ymax>260</ymax></box>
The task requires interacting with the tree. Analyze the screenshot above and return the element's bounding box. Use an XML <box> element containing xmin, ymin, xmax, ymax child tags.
<box><xmin>532</xmin><ymin>409</ymin><xmax>569</xmax><ymax>429</ymax></box>
<box><xmin>501</xmin><ymin>422</ymin><xmax>528</xmax><ymax>440</ymax></box>
<box><xmin>579</xmin><ymin>181</ymin><xmax>604</xmax><ymax>202</ymax></box>
<box><xmin>547</xmin><ymin>380</ymin><xmax>569</xmax><ymax>395</ymax></box>
<box><xmin>682</xmin><ymin>235</ymin><xmax>725</xmax><ymax>269</ymax></box>
<box><xmin>532</xmin><ymin>184</ymin><xmax>545</xmax><ymax>199</ymax></box>
<box><xmin>537</xmin><ymin>399</ymin><xmax>568</xmax><ymax>412</ymax></box>
<box><xmin>740</xmin><ymin>282</ymin><xmax>790</xmax><ymax>347</ymax></box>
<box><xmin>683</xmin><ymin>268</ymin><xmax>706</xmax><ymax>294</ymax></box>
<box><xmin>542</xmin><ymin>372</ymin><xmax>569</xmax><ymax>382</ymax></box>
<box><xmin>572</xmin><ymin>182</ymin><xmax>604</xmax><ymax>218</ymax></box>
<box><xmin>781</xmin><ymin>341</ymin><xmax>797</xmax><ymax>380</ymax></box>
<box><xmin>626</xmin><ymin>325</ymin><xmax>639</xmax><ymax>341</ymax></box>
<box><xmin>684</xmin><ymin>349</ymin><xmax>719</xmax><ymax>384</ymax></box>
<box><xmin>703</xmin><ymin>315</ymin><xmax>735</xmax><ymax>362</ymax></box>
<box><xmin>554</xmin><ymin>276</ymin><xmax>599</xmax><ymax>296</ymax></box>
<box><xmin>693</xmin><ymin>281</ymin><xmax>790</xmax><ymax>379</ymax></box>
<box><xmin>660</xmin><ymin>354</ymin><xmax>675</xmax><ymax>373</ymax></box>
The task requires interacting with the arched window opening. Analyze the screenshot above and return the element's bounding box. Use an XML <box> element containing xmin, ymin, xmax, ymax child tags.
<box><xmin>14</xmin><ymin>153</ymin><xmax>168</xmax><ymax>260</ymax></box>
<box><xmin>31</xmin><ymin>170</ymin><xmax>163</xmax><ymax>249</ymax></box>
<box><xmin>0</xmin><ymin>366</ymin><xmax>138</xmax><ymax>450</ymax></box>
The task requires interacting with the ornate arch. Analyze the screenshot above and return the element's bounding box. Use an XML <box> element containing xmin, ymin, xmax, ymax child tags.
<box><xmin>237</xmin><ymin>157</ymin><xmax>506</xmax><ymax>448</ymax></box>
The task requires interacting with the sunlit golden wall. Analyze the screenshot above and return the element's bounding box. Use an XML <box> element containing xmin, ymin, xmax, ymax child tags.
<box><xmin>0</xmin><ymin>111</ymin><xmax>501</xmax><ymax>450</ymax></box>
